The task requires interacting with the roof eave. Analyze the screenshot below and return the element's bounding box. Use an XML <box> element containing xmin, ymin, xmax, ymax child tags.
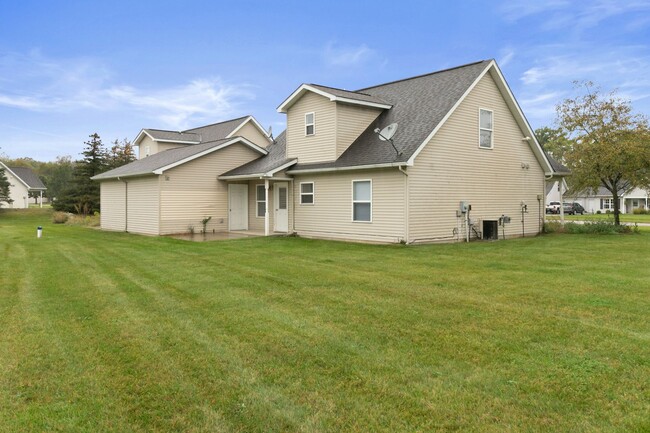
<box><xmin>287</xmin><ymin>161</ymin><xmax>407</xmax><ymax>174</ymax></box>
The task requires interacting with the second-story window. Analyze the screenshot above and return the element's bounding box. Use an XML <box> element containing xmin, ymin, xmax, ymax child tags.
<box><xmin>305</xmin><ymin>112</ymin><xmax>315</xmax><ymax>136</ymax></box>
<box><xmin>479</xmin><ymin>108</ymin><xmax>493</xmax><ymax>149</ymax></box>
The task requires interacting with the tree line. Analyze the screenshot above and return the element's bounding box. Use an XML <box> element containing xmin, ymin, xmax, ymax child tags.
<box><xmin>0</xmin><ymin>134</ymin><xmax>135</xmax><ymax>213</ymax></box>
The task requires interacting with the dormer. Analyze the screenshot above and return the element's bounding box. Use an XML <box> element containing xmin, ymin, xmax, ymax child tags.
<box><xmin>278</xmin><ymin>84</ymin><xmax>391</xmax><ymax>164</ymax></box>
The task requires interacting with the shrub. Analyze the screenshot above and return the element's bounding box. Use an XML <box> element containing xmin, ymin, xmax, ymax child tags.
<box><xmin>52</xmin><ymin>212</ymin><xmax>69</xmax><ymax>224</ymax></box>
<box><xmin>564</xmin><ymin>220</ymin><xmax>633</xmax><ymax>234</ymax></box>
<box><xmin>543</xmin><ymin>221</ymin><xmax>562</xmax><ymax>234</ymax></box>
<box><xmin>596</xmin><ymin>210</ymin><xmax>602</xmax><ymax>214</ymax></box>
<box><xmin>633</xmin><ymin>208</ymin><xmax>648</xmax><ymax>215</ymax></box>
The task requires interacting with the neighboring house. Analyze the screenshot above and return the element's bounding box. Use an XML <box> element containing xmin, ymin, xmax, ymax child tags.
<box><xmin>94</xmin><ymin>59</ymin><xmax>566</xmax><ymax>243</ymax></box>
<box><xmin>0</xmin><ymin>162</ymin><xmax>47</xmax><ymax>209</ymax></box>
<box><xmin>560</xmin><ymin>186</ymin><xmax>649</xmax><ymax>214</ymax></box>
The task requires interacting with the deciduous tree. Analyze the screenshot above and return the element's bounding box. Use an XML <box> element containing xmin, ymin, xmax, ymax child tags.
<box><xmin>556</xmin><ymin>81</ymin><xmax>650</xmax><ymax>225</ymax></box>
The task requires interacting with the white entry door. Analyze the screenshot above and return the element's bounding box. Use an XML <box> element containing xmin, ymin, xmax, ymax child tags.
<box><xmin>229</xmin><ymin>184</ymin><xmax>248</xmax><ymax>230</ymax></box>
<box><xmin>274</xmin><ymin>182</ymin><xmax>288</xmax><ymax>232</ymax></box>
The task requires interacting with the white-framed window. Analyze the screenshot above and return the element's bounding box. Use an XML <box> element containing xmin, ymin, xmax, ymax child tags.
<box><xmin>479</xmin><ymin>108</ymin><xmax>493</xmax><ymax>149</ymax></box>
<box><xmin>602</xmin><ymin>198</ymin><xmax>614</xmax><ymax>210</ymax></box>
<box><xmin>256</xmin><ymin>184</ymin><xmax>266</xmax><ymax>217</ymax></box>
<box><xmin>300</xmin><ymin>182</ymin><xmax>314</xmax><ymax>205</ymax></box>
<box><xmin>352</xmin><ymin>180</ymin><xmax>372</xmax><ymax>222</ymax></box>
<box><xmin>305</xmin><ymin>112</ymin><xmax>315</xmax><ymax>136</ymax></box>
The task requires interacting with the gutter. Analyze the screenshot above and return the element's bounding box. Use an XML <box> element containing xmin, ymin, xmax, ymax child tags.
<box><xmin>287</xmin><ymin>161</ymin><xmax>407</xmax><ymax>175</ymax></box>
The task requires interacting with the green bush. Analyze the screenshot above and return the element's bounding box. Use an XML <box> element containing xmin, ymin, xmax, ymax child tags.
<box><xmin>596</xmin><ymin>210</ymin><xmax>602</xmax><ymax>214</ymax></box>
<box><xmin>564</xmin><ymin>220</ymin><xmax>633</xmax><ymax>234</ymax></box>
<box><xmin>543</xmin><ymin>221</ymin><xmax>562</xmax><ymax>233</ymax></box>
<box><xmin>633</xmin><ymin>208</ymin><xmax>648</xmax><ymax>215</ymax></box>
<box><xmin>52</xmin><ymin>211</ymin><xmax>69</xmax><ymax>224</ymax></box>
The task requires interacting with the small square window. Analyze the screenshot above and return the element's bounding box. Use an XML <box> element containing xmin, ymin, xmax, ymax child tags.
<box><xmin>305</xmin><ymin>112</ymin><xmax>315</xmax><ymax>136</ymax></box>
<box><xmin>300</xmin><ymin>182</ymin><xmax>314</xmax><ymax>204</ymax></box>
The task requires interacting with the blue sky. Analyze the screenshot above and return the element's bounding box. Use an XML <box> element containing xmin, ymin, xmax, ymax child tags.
<box><xmin>1</xmin><ymin>0</ymin><xmax>649</xmax><ymax>161</ymax></box>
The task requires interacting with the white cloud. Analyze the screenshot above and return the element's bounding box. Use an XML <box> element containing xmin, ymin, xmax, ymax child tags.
<box><xmin>514</xmin><ymin>46</ymin><xmax>650</xmax><ymax>128</ymax></box>
<box><xmin>498</xmin><ymin>48</ymin><xmax>515</xmax><ymax>67</ymax></box>
<box><xmin>0</xmin><ymin>51</ymin><xmax>254</xmax><ymax>130</ymax></box>
<box><xmin>322</xmin><ymin>42</ymin><xmax>379</xmax><ymax>67</ymax></box>
<box><xmin>500</xmin><ymin>0</ymin><xmax>650</xmax><ymax>32</ymax></box>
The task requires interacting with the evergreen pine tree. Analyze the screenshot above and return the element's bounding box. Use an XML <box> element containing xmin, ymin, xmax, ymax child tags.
<box><xmin>53</xmin><ymin>133</ymin><xmax>108</xmax><ymax>214</ymax></box>
<box><xmin>0</xmin><ymin>166</ymin><xmax>13</xmax><ymax>207</ymax></box>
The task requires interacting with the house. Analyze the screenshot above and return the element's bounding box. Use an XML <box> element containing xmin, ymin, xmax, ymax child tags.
<box><xmin>93</xmin><ymin>59</ymin><xmax>566</xmax><ymax>243</ymax></box>
<box><xmin>0</xmin><ymin>162</ymin><xmax>47</xmax><ymax>209</ymax></box>
<box><xmin>552</xmin><ymin>186</ymin><xmax>649</xmax><ymax>214</ymax></box>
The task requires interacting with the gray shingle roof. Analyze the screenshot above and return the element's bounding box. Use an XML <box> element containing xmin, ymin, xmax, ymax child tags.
<box><xmin>221</xmin><ymin>131</ymin><xmax>294</xmax><ymax>177</ymax></box>
<box><xmin>545</xmin><ymin>154</ymin><xmax>571</xmax><ymax>175</ymax></box>
<box><xmin>92</xmin><ymin>138</ymin><xmax>234</xmax><ymax>180</ymax></box>
<box><xmin>8</xmin><ymin>167</ymin><xmax>46</xmax><ymax>189</ymax></box>
<box><xmin>141</xmin><ymin>116</ymin><xmax>248</xmax><ymax>144</ymax></box>
<box><xmin>144</xmin><ymin>129</ymin><xmax>200</xmax><ymax>142</ymax></box>
<box><xmin>289</xmin><ymin>60</ymin><xmax>492</xmax><ymax>171</ymax></box>
<box><xmin>307</xmin><ymin>84</ymin><xmax>392</xmax><ymax>106</ymax></box>
<box><xmin>184</xmin><ymin>116</ymin><xmax>249</xmax><ymax>142</ymax></box>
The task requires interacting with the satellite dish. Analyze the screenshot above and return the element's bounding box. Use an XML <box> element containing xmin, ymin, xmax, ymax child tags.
<box><xmin>376</xmin><ymin>123</ymin><xmax>398</xmax><ymax>141</ymax></box>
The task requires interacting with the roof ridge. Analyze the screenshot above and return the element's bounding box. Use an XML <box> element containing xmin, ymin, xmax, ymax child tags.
<box><xmin>183</xmin><ymin>115</ymin><xmax>249</xmax><ymax>132</ymax></box>
<box><xmin>356</xmin><ymin>59</ymin><xmax>492</xmax><ymax>91</ymax></box>
<box><xmin>309</xmin><ymin>83</ymin><xmax>375</xmax><ymax>97</ymax></box>
<box><xmin>146</xmin><ymin>128</ymin><xmax>199</xmax><ymax>134</ymax></box>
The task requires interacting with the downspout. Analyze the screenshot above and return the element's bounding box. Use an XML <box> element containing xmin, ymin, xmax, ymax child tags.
<box><xmin>264</xmin><ymin>179</ymin><xmax>270</xmax><ymax>236</ymax></box>
<box><xmin>118</xmin><ymin>177</ymin><xmax>128</xmax><ymax>232</ymax></box>
<box><xmin>398</xmin><ymin>166</ymin><xmax>409</xmax><ymax>244</ymax></box>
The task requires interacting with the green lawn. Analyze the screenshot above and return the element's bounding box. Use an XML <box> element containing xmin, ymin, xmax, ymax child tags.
<box><xmin>1</xmin><ymin>209</ymin><xmax>649</xmax><ymax>433</ymax></box>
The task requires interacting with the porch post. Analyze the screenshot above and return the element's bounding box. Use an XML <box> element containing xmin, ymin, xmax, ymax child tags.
<box><xmin>559</xmin><ymin>181</ymin><xmax>565</xmax><ymax>225</ymax></box>
<box><xmin>40</xmin><ymin>190</ymin><xmax>43</xmax><ymax>208</ymax></box>
<box><xmin>264</xmin><ymin>179</ymin><xmax>270</xmax><ymax>236</ymax></box>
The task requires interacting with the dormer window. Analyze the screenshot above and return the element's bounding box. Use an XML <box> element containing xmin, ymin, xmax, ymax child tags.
<box><xmin>305</xmin><ymin>112</ymin><xmax>315</xmax><ymax>136</ymax></box>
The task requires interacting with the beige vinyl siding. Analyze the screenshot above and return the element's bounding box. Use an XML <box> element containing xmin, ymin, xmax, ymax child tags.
<box><xmin>232</xmin><ymin>121</ymin><xmax>271</xmax><ymax>148</ymax></box>
<box><xmin>100</xmin><ymin>180</ymin><xmax>126</xmax><ymax>231</ymax></box>
<box><xmin>408</xmin><ymin>72</ymin><xmax>545</xmax><ymax>242</ymax></box>
<box><xmin>2</xmin><ymin>171</ymin><xmax>29</xmax><ymax>208</ymax></box>
<box><xmin>157</xmin><ymin>142</ymin><xmax>189</xmax><ymax>153</ymax></box>
<box><xmin>246</xmin><ymin>179</ymin><xmax>294</xmax><ymax>233</ymax></box>
<box><xmin>248</xmin><ymin>181</ymin><xmax>272</xmax><ymax>232</ymax></box>
<box><xmin>293</xmin><ymin>169</ymin><xmax>405</xmax><ymax>243</ymax></box>
<box><xmin>138</xmin><ymin>136</ymin><xmax>156</xmax><ymax>159</ymax></box>
<box><xmin>286</xmin><ymin>92</ymin><xmax>337</xmax><ymax>163</ymax></box>
<box><xmin>127</xmin><ymin>176</ymin><xmax>160</xmax><ymax>235</ymax></box>
<box><xmin>159</xmin><ymin>143</ymin><xmax>261</xmax><ymax>235</ymax></box>
<box><xmin>336</xmin><ymin>104</ymin><xmax>382</xmax><ymax>158</ymax></box>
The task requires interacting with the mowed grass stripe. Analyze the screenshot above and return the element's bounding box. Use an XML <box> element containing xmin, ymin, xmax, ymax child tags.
<box><xmin>1</xmin><ymin>208</ymin><xmax>649</xmax><ymax>432</ymax></box>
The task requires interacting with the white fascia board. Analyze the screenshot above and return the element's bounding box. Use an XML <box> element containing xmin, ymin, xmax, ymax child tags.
<box><xmin>0</xmin><ymin>162</ymin><xmax>31</xmax><ymax>189</ymax></box>
<box><xmin>406</xmin><ymin>62</ymin><xmax>492</xmax><ymax>166</ymax></box>
<box><xmin>265</xmin><ymin>159</ymin><xmax>298</xmax><ymax>176</ymax></box>
<box><xmin>91</xmin><ymin>171</ymin><xmax>155</xmax><ymax>181</ymax></box>
<box><xmin>488</xmin><ymin>63</ymin><xmax>554</xmax><ymax>174</ymax></box>
<box><xmin>333</xmin><ymin>97</ymin><xmax>392</xmax><ymax>110</ymax></box>
<box><xmin>153</xmin><ymin>137</ymin><xmax>268</xmax><ymax>174</ymax></box>
<box><xmin>287</xmin><ymin>162</ymin><xmax>406</xmax><ymax>174</ymax></box>
<box><xmin>226</xmin><ymin>116</ymin><xmax>273</xmax><ymax>142</ymax></box>
<box><xmin>133</xmin><ymin>129</ymin><xmax>154</xmax><ymax>146</ymax></box>
<box><xmin>218</xmin><ymin>173</ymin><xmax>266</xmax><ymax>180</ymax></box>
<box><xmin>156</xmin><ymin>139</ymin><xmax>201</xmax><ymax>145</ymax></box>
<box><xmin>277</xmin><ymin>84</ymin><xmax>391</xmax><ymax>113</ymax></box>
